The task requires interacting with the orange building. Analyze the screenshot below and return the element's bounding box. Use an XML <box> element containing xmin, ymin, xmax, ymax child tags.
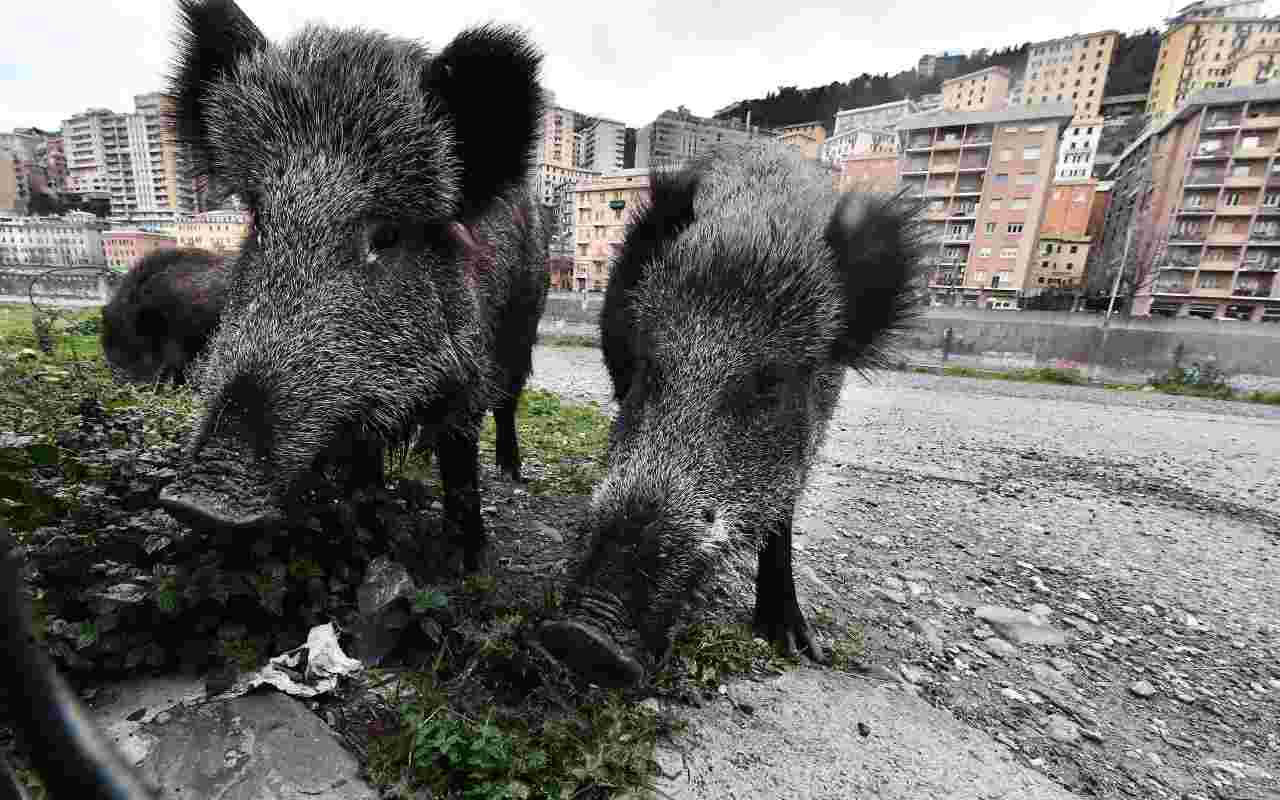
<box><xmin>1029</xmin><ymin>180</ymin><xmax>1112</xmax><ymax>292</ymax></box>
<box><xmin>836</xmin><ymin>151</ymin><xmax>900</xmax><ymax>194</ymax></box>
<box><xmin>103</xmin><ymin>230</ymin><xmax>176</xmax><ymax>271</ymax></box>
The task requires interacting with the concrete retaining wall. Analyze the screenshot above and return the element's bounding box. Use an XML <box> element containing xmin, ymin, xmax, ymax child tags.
<box><xmin>0</xmin><ymin>267</ymin><xmax>119</xmax><ymax>308</ymax></box>
<box><xmin>540</xmin><ymin>292</ymin><xmax>1280</xmax><ymax>390</ymax></box>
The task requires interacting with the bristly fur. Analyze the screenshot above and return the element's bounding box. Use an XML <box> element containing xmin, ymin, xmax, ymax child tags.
<box><xmin>167</xmin><ymin>0</ymin><xmax>267</xmax><ymax>180</ymax></box>
<box><xmin>601</xmin><ymin>162</ymin><xmax>705</xmax><ymax>403</ymax></box>
<box><xmin>100</xmin><ymin>247</ymin><xmax>228</xmax><ymax>385</ymax></box>
<box><xmin>824</xmin><ymin>187</ymin><xmax>928</xmax><ymax>371</ymax></box>
<box><xmin>568</xmin><ymin>140</ymin><xmax>924</xmax><ymax>667</ymax></box>
<box><xmin>424</xmin><ymin>24</ymin><xmax>545</xmax><ymax>222</ymax></box>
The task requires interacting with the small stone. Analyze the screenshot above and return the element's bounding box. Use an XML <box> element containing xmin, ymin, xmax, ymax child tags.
<box><xmin>1045</xmin><ymin>714</ymin><xmax>1080</xmax><ymax>743</ymax></box>
<box><xmin>857</xmin><ymin>721</ymin><xmax>871</xmax><ymax>737</ymax></box>
<box><xmin>481</xmin><ymin>505</ymin><xmax>498</xmax><ymax>515</ymax></box>
<box><xmin>1130</xmin><ymin>680</ymin><xmax>1158</xmax><ymax>698</ymax></box>
<box><xmin>982</xmin><ymin>637</ymin><xmax>1018</xmax><ymax>659</ymax></box>
<box><xmin>1080</xmin><ymin>727</ymin><xmax>1103</xmax><ymax>743</ymax></box>
<box><xmin>877</xmin><ymin>588</ymin><xmax>907</xmax><ymax>605</ymax></box>
<box><xmin>1029</xmin><ymin>603</ymin><xmax>1053</xmax><ymax>619</ymax></box>
<box><xmin>1175</xmin><ymin>691</ymin><xmax>1196</xmax><ymax>703</ymax></box>
<box><xmin>870</xmin><ymin>535</ymin><xmax>891</xmax><ymax>547</ymax></box>
<box><xmin>1000</xmin><ymin>687</ymin><xmax>1027</xmax><ymax>702</ymax></box>
<box><xmin>899</xmin><ymin>664</ymin><xmax>929</xmax><ymax>685</ymax></box>
<box><xmin>429</xmin><ymin>500</ymin><xmax>444</xmax><ymax>512</ymax></box>
<box><xmin>975</xmin><ymin>605</ymin><xmax>1068</xmax><ymax>646</ymax></box>
<box><xmin>639</xmin><ymin>698</ymin><xmax>661</xmax><ymax>713</ymax></box>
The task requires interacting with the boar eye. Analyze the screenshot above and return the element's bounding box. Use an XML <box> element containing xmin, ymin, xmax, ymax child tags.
<box><xmin>368</xmin><ymin>222</ymin><xmax>401</xmax><ymax>252</ymax></box>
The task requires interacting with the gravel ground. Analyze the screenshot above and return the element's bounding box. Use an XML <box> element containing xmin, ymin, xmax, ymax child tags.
<box><xmin>528</xmin><ymin>345</ymin><xmax>1280</xmax><ymax>800</ymax></box>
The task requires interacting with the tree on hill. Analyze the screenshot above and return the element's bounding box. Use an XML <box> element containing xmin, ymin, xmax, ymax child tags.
<box><xmin>715</xmin><ymin>30</ymin><xmax>1159</xmax><ymax>133</ymax></box>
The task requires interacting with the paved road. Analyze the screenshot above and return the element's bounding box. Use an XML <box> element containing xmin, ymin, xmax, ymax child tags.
<box><xmin>528</xmin><ymin>345</ymin><xmax>1280</xmax><ymax>799</ymax></box>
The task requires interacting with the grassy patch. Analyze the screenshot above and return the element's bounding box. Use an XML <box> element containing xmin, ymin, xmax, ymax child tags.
<box><xmin>654</xmin><ymin>623</ymin><xmax>791</xmax><ymax>692</ymax></box>
<box><xmin>935</xmin><ymin>365</ymin><xmax>1088</xmax><ymax>385</ymax></box>
<box><xmin>1244</xmin><ymin>389</ymin><xmax>1280</xmax><ymax>405</ymax></box>
<box><xmin>539</xmin><ymin>333</ymin><xmax>600</xmax><ymax>349</ymax></box>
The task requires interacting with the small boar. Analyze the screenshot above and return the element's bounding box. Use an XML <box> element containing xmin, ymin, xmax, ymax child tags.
<box><xmin>538</xmin><ymin>143</ymin><xmax>922</xmax><ymax>686</ymax></box>
<box><xmin>155</xmin><ymin>0</ymin><xmax>549</xmax><ymax>571</ymax></box>
<box><xmin>100</xmin><ymin>248</ymin><xmax>228</xmax><ymax>387</ymax></box>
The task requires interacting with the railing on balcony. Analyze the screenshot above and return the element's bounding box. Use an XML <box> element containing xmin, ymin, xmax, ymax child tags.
<box><xmin>954</xmin><ymin>183</ymin><xmax>983</xmax><ymax>194</ymax></box>
<box><xmin>1170</xmin><ymin>229</ymin><xmax>1207</xmax><ymax>241</ymax></box>
<box><xmin>1232</xmin><ymin>286</ymin><xmax>1274</xmax><ymax>297</ymax></box>
<box><xmin>1165</xmin><ymin>255</ymin><xmax>1201</xmax><ymax>267</ymax></box>
<box><xmin>964</xmin><ymin>134</ymin><xmax>993</xmax><ymax>146</ymax></box>
<box><xmin>949</xmin><ymin>205</ymin><xmax>978</xmax><ymax>217</ymax></box>
<box><xmin>1155</xmin><ymin>283</ymin><xmax>1192</xmax><ymax>293</ymax></box>
<box><xmin>1251</xmin><ymin>226</ymin><xmax>1280</xmax><ymax>240</ymax></box>
<box><xmin>903</xmin><ymin>161</ymin><xmax>930</xmax><ymax>172</ymax></box>
<box><xmin>1180</xmin><ymin>204</ymin><xmax>1212</xmax><ymax>213</ymax></box>
<box><xmin>1186</xmin><ymin>172</ymin><xmax>1226</xmax><ymax>185</ymax></box>
<box><xmin>1205</xmin><ymin>115</ymin><xmax>1242</xmax><ymax>129</ymax></box>
<box><xmin>908</xmin><ymin>138</ymin><xmax>933</xmax><ymax>149</ymax></box>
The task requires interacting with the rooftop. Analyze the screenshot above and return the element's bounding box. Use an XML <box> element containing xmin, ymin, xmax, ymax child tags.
<box><xmin>941</xmin><ymin>66</ymin><xmax>1011</xmax><ymax>86</ymax></box>
<box><xmin>835</xmin><ymin>98</ymin><xmax>918</xmax><ymax>118</ymax></box>
<box><xmin>897</xmin><ymin>102</ymin><xmax>1075</xmax><ymax>132</ymax></box>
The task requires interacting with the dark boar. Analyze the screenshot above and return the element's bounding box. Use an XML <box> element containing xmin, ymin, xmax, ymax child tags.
<box><xmin>100</xmin><ymin>247</ymin><xmax>228</xmax><ymax>387</ymax></box>
<box><xmin>538</xmin><ymin>143</ymin><xmax>922</xmax><ymax>686</ymax></box>
<box><xmin>154</xmin><ymin>0</ymin><xmax>549</xmax><ymax>570</ymax></box>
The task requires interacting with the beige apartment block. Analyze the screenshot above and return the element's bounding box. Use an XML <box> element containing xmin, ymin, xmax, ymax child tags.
<box><xmin>775</xmin><ymin>122</ymin><xmax>827</xmax><ymax>160</ymax></box>
<box><xmin>176</xmin><ymin>208</ymin><xmax>250</xmax><ymax>255</ymax></box>
<box><xmin>941</xmin><ymin>67</ymin><xmax>1010</xmax><ymax>112</ymax></box>
<box><xmin>1147</xmin><ymin>3</ymin><xmax>1280</xmax><ymax>118</ymax></box>
<box><xmin>573</xmin><ymin>167</ymin><xmax>650</xmax><ymax>291</ymax></box>
<box><xmin>898</xmin><ymin>103</ymin><xmax>1075</xmax><ymax>309</ymax></box>
<box><xmin>1021</xmin><ymin>31</ymin><xmax>1118</xmax><ymax>121</ymax></box>
<box><xmin>539</xmin><ymin>105</ymin><xmax>577</xmax><ymax>170</ymax></box>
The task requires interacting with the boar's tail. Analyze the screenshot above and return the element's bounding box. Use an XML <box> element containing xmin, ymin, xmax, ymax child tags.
<box><xmin>823</xmin><ymin>188</ymin><xmax>927</xmax><ymax>370</ymax></box>
<box><xmin>0</xmin><ymin>528</ymin><xmax>160</xmax><ymax>800</ymax></box>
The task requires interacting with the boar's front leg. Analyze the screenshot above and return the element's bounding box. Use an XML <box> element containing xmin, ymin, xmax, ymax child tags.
<box><xmin>753</xmin><ymin>516</ymin><xmax>823</xmax><ymax>662</ymax></box>
<box><xmin>438</xmin><ymin>423</ymin><xmax>487</xmax><ymax>572</ymax></box>
<box><xmin>493</xmin><ymin>397</ymin><xmax>523</xmax><ymax>482</ymax></box>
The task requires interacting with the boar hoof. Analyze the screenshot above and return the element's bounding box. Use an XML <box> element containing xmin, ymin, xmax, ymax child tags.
<box><xmin>158</xmin><ymin>486</ymin><xmax>282</xmax><ymax>532</ymax></box>
<box><xmin>753</xmin><ymin>602</ymin><xmax>825</xmax><ymax>664</ymax></box>
<box><xmin>537</xmin><ymin>619</ymin><xmax>645</xmax><ymax>688</ymax></box>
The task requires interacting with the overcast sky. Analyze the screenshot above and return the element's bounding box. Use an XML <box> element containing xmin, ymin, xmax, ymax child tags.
<box><xmin>5</xmin><ymin>0</ymin><xmax>1189</xmax><ymax>133</ymax></box>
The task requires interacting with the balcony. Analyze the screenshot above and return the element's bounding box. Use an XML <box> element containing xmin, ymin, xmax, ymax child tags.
<box><xmin>1226</xmin><ymin>173</ymin><xmax>1265</xmax><ymax>187</ymax></box>
<box><xmin>906</xmin><ymin>138</ymin><xmax>933</xmax><ymax>151</ymax></box>
<box><xmin>943</xmin><ymin>231</ymin><xmax>975</xmax><ymax>243</ymax></box>
<box><xmin>958</xmin><ymin>158</ymin><xmax>989</xmax><ymax>171</ymax></box>
<box><xmin>1242</xmin><ymin>113</ymin><xmax>1280</xmax><ymax>130</ymax></box>
<box><xmin>902</xmin><ymin>162</ymin><xmax>930</xmax><ymax>174</ymax></box>
<box><xmin>931</xmin><ymin>160</ymin><xmax>960</xmax><ymax>173</ymax></box>
<box><xmin>949</xmin><ymin>205</ymin><xmax>978</xmax><ymax>218</ymax></box>
<box><xmin>1208</xmin><ymin>231</ymin><xmax>1249</xmax><ymax>245</ymax></box>
<box><xmin>1231</xmin><ymin>285</ymin><xmax>1274</xmax><ymax>297</ymax></box>
<box><xmin>1204</xmin><ymin>115</ymin><xmax>1241</xmax><ymax>130</ymax></box>
<box><xmin>1179</xmin><ymin>205</ymin><xmax>1213</xmax><ymax>215</ymax></box>
<box><xmin>1169</xmin><ymin>229</ymin><xmax>1207</xmax><ymax>242</ymax></box>
<box><xmin>963</xmin><ymin>135</ymin><xmax>993</xmax><ymax>147</ymax></box>
<box><xmin>953</xmin><ymin>183</ymin><xmax>983</xmax><ymax>196</ymax></box>
<box><xmin>1191</xmin><ymin>143</ymin><xmax>1230</xmax><ymax>160</ymax></box>
<box><xmin>1186</xmin><ymin>172</ymin><xmax>1225</xmax><ymax>187</ymax></box>
<box><xmin>1154</xmin><ymin>283</ymin><xmax>1193</xmax><ymax>294</ymax></box>
<box><xmin>934</xmin><ymin>136</ymin><xmax>964</xmax><ymax>151</ymax></box>
<box><xmin>1217</xmin><ymin>204</ymin><xmax>1257</xmax><ymax>216</ymax></box>
<box><xmin>1235</xmin><ymin>146</ymin><xmax>1273</xmax><ymax>160</ymax></box>
<box><xmin>1250</xmin><ymin>226</ymin><xmax>1280</xmax><ymax>241</ymax></box>
<box><xmin>1241</xmin><ymin>258</ymin><xmax>1280</xmax><ymax>271</ymax></box>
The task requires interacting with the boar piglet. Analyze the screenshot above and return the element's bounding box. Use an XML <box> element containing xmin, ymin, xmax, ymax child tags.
<box><xmin>539</xmin><ymin>142</ymin><xmax>923</xmax><ymax>686</ymax></box>
<box><xmin>100</xmin><ymin>247</ymin><xmax>228</xmax><ymax>387</ymax></box>
<box><xmin>155</xmin><ymin>0</ymin><xmax>549</xmax><ymax>571</ymax></box>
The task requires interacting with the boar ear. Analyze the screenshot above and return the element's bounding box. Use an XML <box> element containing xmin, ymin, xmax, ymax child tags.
<box><xmin>600</xmin><ymin>164</ymin><xmax>704</xmax><ymax>403</ymax></box>
<box><xmin>823</xmin><ymin>189</ymin><xmax>926</xmax><ymax>368</ymax></box>
<box><xmin>424</xmin><ymin>25</ymin><xmax>544</xmax><ymax>220</ymax></box>
<box><xmin>167</xmin><ymin>0</ymin><xmax>267</xmax><ymax>178</ymax></box>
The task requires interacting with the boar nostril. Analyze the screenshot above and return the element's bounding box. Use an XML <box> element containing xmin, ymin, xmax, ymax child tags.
<box><xmin>702</xmin><ymin>507</ymin><xmax>716</xmax><ymax>524</ymax></box>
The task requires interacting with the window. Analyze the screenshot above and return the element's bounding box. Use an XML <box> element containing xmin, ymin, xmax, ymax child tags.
<box><xmin>978</xmin><ymin>247</ymin><xmax>992</xmax><ymax>258</ymax></box>
<box><xmin>989</xmin><ymin>198</ymin><xmax>1003</xmax><ymax>209</ymax></box>
<box><xmin>1023</xmin><ymin>146</ymin><xmax>1041</xmax><ymax>160</ymax></box>
<box><xmin>1066</xmin><ymin>263</ymin><xmax>1074</xmax><ymax>270</ymax></box>
<box><xmin>1008</xmin><ymin>223</ymin><xmax>1024</xmax><ymax>235</ymax></box>
<box><xmin>984</xmin><ymin>222</ymin><xmax>996</xmax><ymax>235</ymax></box>
<box><xmin>1198</xmin><ymin>273</ymin><xmax>1219</xmax><ymax>288</ymax></box>
<box><xmin>1017</xmin><ymin>173</ymin><xmax>1038</xmax><ymax>186</ymax></box>
<box><xmin>1225</xmin><ymin>192</ymin><xmax>1242</xmax><ymax>206</ymax></box>
<box><xmin>994</xmin><ymin>174</ymin><xmax>1009</xmax><ymax>186</ymax></box>
<box><xmin>1011</xmin><ymin>198</ymin><xmax>1029</xmax><ymax>210</ymax></box>
<box><xmin>1000</xmin><ymin>247</ymin><xmax>1017</xmax><ymax>259</ymax></box>
<box><xmin>1264</xmin><ymin>191</ymin><xmax>1280</xmax><ymax>207</ymax></box>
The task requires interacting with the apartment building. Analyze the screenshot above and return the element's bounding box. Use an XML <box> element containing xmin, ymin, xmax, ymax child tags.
<box><xmin>539</xmin><ymin>104</ymin><xmax>577</xmax><ymax>170</ymax></box>
<box><xmin>821</xmin><ymin>127</ymin><xmax>897</xmax><ymax>165</ymax></box>
<box><xmin>60</xmin><ymin>94</ymin><xmax>196</xmax><ymax>225</ymax></box>
<box><xmin>835</xmin><ymin>150</ymin><xmax>900</xmax><ymax>194</ymax></box>
<box><xmin>775</xmin><ymin>122</ymin><xmax>827</xmax><ymax>160</ymax></box>
<box><xmin>574</xmin><ymin>167</ymin><xmax>651</xmax><ymax>291</ymax></box>
<box><xmin>0</xmin><ymin>214</ymin><xmax>108</xmax><ymax>266</ymax></box>
<box><xmin>579</xmin><ymin>118</ymin><xmax>627</xmax><ymax>173</ymax></box>
<box><xmin>636</xmin><ymin>107</ymin><xmax>767</xmax><ymax>168</ymax></box>
<box><xmin>175</xmin><ymin>208</ymin><xmax>250</xmax><ymax>254</ymax></box>
<box><xmin>1147</xmin><ymin>2</ymin><xmax>1280</xmax><ymax>118</ymax></box>
<box><xmin>833</xmin><ymin>99</ymin><xmax>921</xmax><ymax>137</ymax></box>
<box><xmin>1108</xmin><ymin>84</ymin><xmax>1280</xmax><ymax>321</ymax></box>
<box><xmin>103</xmin><ymin>230</ymin><xmax>176</xmax><ymax>271</ymax></box>
<box><xmin>898</xmin><ymin>103</ymin><xmax>1075</xmax><ymax>308</ymax></box>
<box><xmin>1028</xmin><ymin>180</ymin><xmax>1112</xmax><ymax>292</ymax></box>
<box><xmin>941</xmin><ymin>66</ymin><xmax>1011</xmax><ymax>112</ymax></box>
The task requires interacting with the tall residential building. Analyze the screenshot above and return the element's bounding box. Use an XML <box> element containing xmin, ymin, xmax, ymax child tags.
<box><xmin>635</xmin><ymin>107</ymin><xmax>767</xmax><ymax>169</ymax></box>
<box><xmin>897</xmin><ymin>103</ymin><xmax>1075</xmax><ymax>309</ymax></box>
<box><xmin>60</xmin><ymin>94</ymin><xmax>196</xmax><ymax>224</ymax></box>
<box><xmin>0</xmin><ymin>214</ymin><xmax>108</xmax><ymax>266</ymax></box>
<box><xmin>574</xmin><ymin>167</ymin><xmax>651</xmax><ymax>291</ymax></box>
<box><xmin>538</xmin><ymin>104</ymin><xmax>577</xmax><ymax>170</ymax></box>
<box><xmin>941</xmin><ymin>66</ymin><xmax>1011</xmax><ymax>112</ymax></box>
<box><xmin>579</xmin><ymin>118</ymin><xmax>627</xmax><ymax>173</ymax></box>
<box><xmin>774</xmin><ymin>122</ymin><xmax>827</xmax><ymax>161</ymax></box>
<box><xmin>1017</xmin><ymin>32</ymin><xmax>1120</xmax><ymax>181</ymax></box>
<box><xmin>1147</xmin><ymin>6</ymin><xmax>1280</xmax><ymax>118</ymax></box>
<box><xmin>917</xmin><ymin>51</ymin><xmax>966</xmax><ymax>80</ymax></box>
<box><xmin>1105</xmin><ymin>84</ymin><xmax>1280</xmax><ymax>322</ymax></box>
